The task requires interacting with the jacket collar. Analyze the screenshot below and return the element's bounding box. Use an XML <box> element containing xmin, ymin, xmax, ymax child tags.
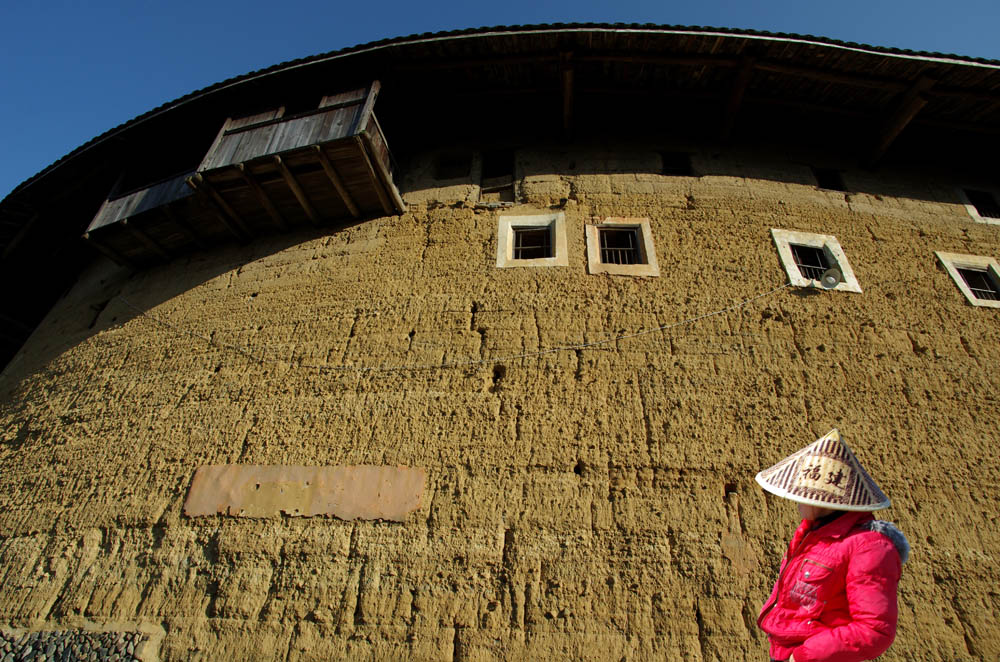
<box><xmin>808</xmin><ymin>510</ymin><xmax>873</xmax><ymax>539</ymax></box>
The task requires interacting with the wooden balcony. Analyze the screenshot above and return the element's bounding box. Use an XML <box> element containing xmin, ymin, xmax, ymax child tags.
<box><xmin>83</xmin><ymin>81</ymin><xmax>404</xmax><ymax>267</ymax></box>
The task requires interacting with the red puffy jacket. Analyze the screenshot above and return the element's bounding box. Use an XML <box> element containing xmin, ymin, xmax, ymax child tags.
<box><xmin>758</xmin><ymin>510</ymin><xmax>908</xmax><ymax>662</ymax></box>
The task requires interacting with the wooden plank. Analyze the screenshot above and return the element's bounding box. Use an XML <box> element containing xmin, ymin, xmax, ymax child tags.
<box><xmin>313</xmin><ymin>145</ymin><xmax>360</xmax><ymax>218</ymax></box>
<box><xmin>274</xmin><ymin>156</ymin><xmax>320</xmax><ymax>225</ymax></box>
<box><xmin>186</xmin><ymin>174</ymin><xmax>252</xmax><ymax>241</ymax></box>
<box><xmin>349</xmin><ymin>81</ymin><xmax>381</xmax><ymax>137</ymax></box>
<box><xmin>122</xmin><ymin>219</ymin><xmax>170</xmax><ymax>260</ymax></box>
<box><xmin>237</xmin><ymin>163</ymin><xmax>289</xmax><ymax>230</ymax></box>
<box><xmin>319</xmin><ymin>88</ymin><xmax>367</xmax><ymax>108</ymax></box>
<box><xmin>83</xmin><ymin>232</ymin><xmax>136</xmax><ymax>269</ymax></box>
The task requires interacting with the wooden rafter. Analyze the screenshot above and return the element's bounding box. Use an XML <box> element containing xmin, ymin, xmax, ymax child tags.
<box><xmin>359</xmin><ymin>134</ymin><xmax>406</xmax><ymax>214</ymax></box>
<box><xmin>82</xmin><ymin>232</ymin><xmax>135</xmax><ymax>269</ymax></box>
<box><xmin>161</xmin><ymin>204</ymin><xmax>207</xmax><ymax>250</ymax></box>
<box><xmin>187</xmin><ymin>174</ymin><xmax>252</xmax><ymax>241</ymax></box>
<box><xmin>122</xmin><ymin>220</ymin><xmax>170</xmax><ymax>260</ymax></box>
<box><xmin>313</xmin><ymin>146</ymin><xmax>361</xmax><ymax>218</ymax></box>
<box><xmin>274</xmin><ymin>156</ymin><xmax>320</xmax><ymax>225</ymax></box>
<box><xmin>237</xmin><ymin>163</ymin><xmax>289</xmax><ymax>230</ymax></box>
<box><xmin>721</xmin><ymin>57</ymin><xmax>756</xmax><ymax>142</ymax></box>
<box><xmin>867</xmin><ymin>76</ymin><xmax>937</xmax><ymax>167</ymax></box>
<box><xmin>355</xmin><ymin>137</ymin><xmax>394</xmax><ymax>216</ymax></box>
<box><xmin>0</xmin><ymin>312</ymin><xmax>31</xmax><ymax>335</ymax></box>
<box><xmin>2</xmin><ymin>212</ymin><xmax>39</xmax><ymax>260</ymax></box>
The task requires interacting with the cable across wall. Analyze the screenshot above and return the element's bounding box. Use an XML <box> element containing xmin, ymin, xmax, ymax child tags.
<box><xmin>118</xmin><ymin>282</ymin><xmax>792</xmax><ymax>374</ymax></box>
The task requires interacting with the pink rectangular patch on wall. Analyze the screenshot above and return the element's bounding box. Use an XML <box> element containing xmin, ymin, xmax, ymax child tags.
<box><xmin>183</xmin><ymin>465</ymin><xmax>425</xmax><ymax>521</ymax></box>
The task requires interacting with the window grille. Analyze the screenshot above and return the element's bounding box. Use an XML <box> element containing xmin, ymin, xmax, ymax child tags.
<box><xmin>957</xmin><ymin>267</ymin><xmax>1000</xmax><ymax>301</ymax></box>
<box><xmin>512</xmin><ymin>226</ymin><xmax>552</xmax><ymax>260</ymax></box>
<box><xmin>962</xmin><ymin>189</ymin><xmax>1000</xmax><ymax>219</ymax></box>
<box><xmin>790</xmin><ymin>244</ymin><xmax>830</xmax><ymax>281</ymax></box>
<box><xmin>812</xmin><ymin>168</ymin><xmax>847</xmax><ymax>192</ymax></box>
<box><xmin>599</xmin><ymin>228</ymin><xmax>644</xmax><ymax>265</ymax></box>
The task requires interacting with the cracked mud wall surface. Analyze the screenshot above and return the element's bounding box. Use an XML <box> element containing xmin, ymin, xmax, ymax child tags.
<box><xmin>1</xmin><ymin>145</ymin><xmax>998</xmax><ymax>661</ymax></box>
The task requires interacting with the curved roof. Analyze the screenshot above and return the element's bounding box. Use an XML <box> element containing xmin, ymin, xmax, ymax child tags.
<box><xmin>3</xmin><ymin>22</ymin><xmax>1000</xmax><ymax>370</ymax></box>
<box><xmin>6</xmin><ymin>23</ymin><xmax>1000</xmax><ymax>200</ymax></box>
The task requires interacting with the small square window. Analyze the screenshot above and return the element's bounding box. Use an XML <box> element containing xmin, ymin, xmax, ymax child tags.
<box><xmin>790</xmin><ymin>244</ymin><xmax>830</xmax><ymax>281</ymax></box>
<box><xmin>512</xmin><ymin>226</ymin><xmax>552</xmax><ymax>260</ymax></box>
<box><xmin>771</xmin><ymin>229</ymin><xmax>862</xmax><ymax>293</ymax></box>
<box><xmin>959</xmin><ymin>188</ymin><xmax>1000</xmax><ymax>223</ymax></box>
<box><xmin>496</xmin><ymin>213</ymin><xmax>567</xmax><ymax>268</ymax></box>
<box><xmin>812</xmin><ymin>167</ymin><xmax>847</xmax><ymax>192</ymax></box>
<box><xmin>958</xmin><ymin>268</ymin><xmax>1000</xmax><ymax>301</ymax></box>
<box><xmin>935</xmin><ymin>251</ymin><xmax>1000</xmax><ymax>308</ymax></box>
<box><xmin>660</xmin><ymin>152</ymin><xmax>694</xmax><ymax>176</ymax></box>
<box><xmin>599</xmin><ymin>228</ymin><xmax>644</xmax><ymax>265</ymax></box>
<box><xmin>586</xmin><ymin>218</ymin><xmax>659</xmax><ymax>277</ymax></box>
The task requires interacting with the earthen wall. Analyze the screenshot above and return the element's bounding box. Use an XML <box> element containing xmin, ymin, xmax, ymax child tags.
<box><xmin>1</xmin><ymin>145</ymin><xmax>997</xmax><ymax>661</ymax></box>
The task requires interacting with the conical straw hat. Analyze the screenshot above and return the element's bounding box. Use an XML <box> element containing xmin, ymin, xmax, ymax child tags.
<box><xmin>755</xmin><ymin>429</ymin><xmax>890</xmax><ymax>511</ymax></box>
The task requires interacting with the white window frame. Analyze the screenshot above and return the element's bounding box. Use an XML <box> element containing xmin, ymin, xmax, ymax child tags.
<box><xmin>771</xmin><ymin>229</ymin><xmax>862</xmax><ymax>293</ymax></box>
<box><xmin>585</xmin><ymin>217</ymin><xmax>660</xmax><ymax>277</ymax></box>
<box><xmin>935</xmin><ymin>251</ymin><xmax>1000</xmax><ymax>308</ymax></box>
<box><xmin>956</xmin><ymin>187</ymin><xmax>1000</xmax><ymax>226</ymax></box>
<box><xmin>495</xmin><ymin>212</ymin><xmax>568</xmax><ymax>268</ymax></box>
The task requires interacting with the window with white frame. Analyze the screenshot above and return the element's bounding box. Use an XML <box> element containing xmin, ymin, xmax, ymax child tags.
<box><xmin>496</xmin><ymin>212</ymin><xmax>567</xmax><ymax>268</ymax></box>
<box><xmin>771</xmin><ymin>229</ymin><xmax>862</xmax><ymax>293</ymax></box>
<box><xmin>585</xmin><ymin>218</ymin><xmax>659</xmax><ymax>277</ymax></box>
<box><xmin>935</xmin><ymin>251</ymin><xmax>1000</xmax><ymax>308</ymax></box>
<box><xmin>958</xmin><ymin>188</ymin><xmax>1000</xmax><ymax>225</ymax></box>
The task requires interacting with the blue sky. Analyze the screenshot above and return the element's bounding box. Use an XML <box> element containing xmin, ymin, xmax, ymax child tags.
<box><xmin>3</xmin><ymin>0</ymin><xmax>1000</xmax><ymax>199</ymax></box>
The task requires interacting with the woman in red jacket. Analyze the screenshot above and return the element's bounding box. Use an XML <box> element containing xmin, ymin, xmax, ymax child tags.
<box><xmin>756</xmin><ymin>429</ymin><xmax>909</xmax><ymax>662</ymax></box>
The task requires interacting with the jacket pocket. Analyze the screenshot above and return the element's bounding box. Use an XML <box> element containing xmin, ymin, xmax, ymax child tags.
<box><xmin>788</xmin><ymin>559</ymin><xmax>835</xmax><ymax>615</ymax></box>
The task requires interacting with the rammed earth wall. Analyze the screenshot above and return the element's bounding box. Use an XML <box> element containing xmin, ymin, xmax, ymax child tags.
<box><xmin>1</xmin><ymin>144</ymin><xmax>998</xmax><ymax>661</ymax></box>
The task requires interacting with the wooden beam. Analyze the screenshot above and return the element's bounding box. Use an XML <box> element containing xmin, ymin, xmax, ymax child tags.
<box><xmin>721</xmin><ymin>57</ymin><xmax>756</xmax><ymax>142</ymax></box>
<box><xmin>561</xmin><ymin>53</ymin><xmax>574</xmax><ymax>141</ymax></box>
<box><xmin>576</xmin><ymin>54</ymin><xmax>739</xmax><ymax>68</ymax></box>
<box><xmin>0</xmin><ymin>327</ymin><xmax>28</xmax><ymax>345</ymax></box>
<box><xmin>867</xmin><ymin>76</ymin><xmax>937</xmax><ymax>167</ymax></box>
<box><xmin>355</xmin><ymin>136</ymin><xmax>394</xmax><ymax>216</ymax></box>
<box><xmin>122</xmin><ymin>219</ymin><xmax>170</xmax><ymax>260</ymax></box>
<box><xmin>313</xmin><ymin>145</ymin><xmax>361</xmax><ymax>218</ymax></box>
<box><xmin>186</xmin><ymin>174</ymin><xmax>252</xmax><ymax>241</ymax></box>
<box><xmin>349</xmin><ymin>80</ymin><xmax>381</xmax><ymax>137</ymax></box>
<box><xmin>2</xmin><ymin>212</ymin><xmax>39</xmax><ymax>260</ymax></box>
<box><xmin>394</xmin><ymin>54</ymin><xmax>560</xmax><ymax>71</ymax></box>
<box><xmin>359</xmin><ymin>134</ymin><xmax>406</xmax><ymax>215</ymax></box>
<box><xmin>755</xmin><ymin>61</ymin><xmax>907</xmax><ymax>92</ymax></box>
<box><xmin>161</xmin><ymin>204</ymin><xmax>207</xmax><ymax>250</ymax></box>
<box><xmin>237</xmin><ymin>163</ymin><xmax>289</xmax><ymax>231</ymax></box>
<box><xmin>273</xmin><ymin>156</ymin><xmax>320</xmax><ymax>225</ymax></box>
<box><xmin>82</xmin><ymin>232</ymin><xmax>135</xmax><ymax>269</ymax></box>
<box><xmin>0</xmin><ymin>312</ymin><xmax>31</xmax><ymax>335</ymax></box>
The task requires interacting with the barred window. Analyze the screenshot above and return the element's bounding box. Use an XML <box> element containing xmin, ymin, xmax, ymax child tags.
<box><xmin>957</xmin><ymin>267</ymin><xmax>1000</xmax><ymax>301</ymax></box>
<box><xmin>512</xmin><ymin>226</ymin><xmax>552</xmax><ymax>260</ymax></box>
<box><xmin>790</xmin><ymin>244</ymin><xmax>830</xmax><ymax>281</ymax></box>
<box><xmin>599</xmin><ymin>227</ymin><xmax>644</xmax><ymax>265</ymax></box>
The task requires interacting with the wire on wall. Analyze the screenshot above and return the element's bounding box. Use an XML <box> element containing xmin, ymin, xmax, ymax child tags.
<box><xmin>118</xmin><ymin>282</ymin><xmax>791</xmax><ymax>374</ymax></box>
